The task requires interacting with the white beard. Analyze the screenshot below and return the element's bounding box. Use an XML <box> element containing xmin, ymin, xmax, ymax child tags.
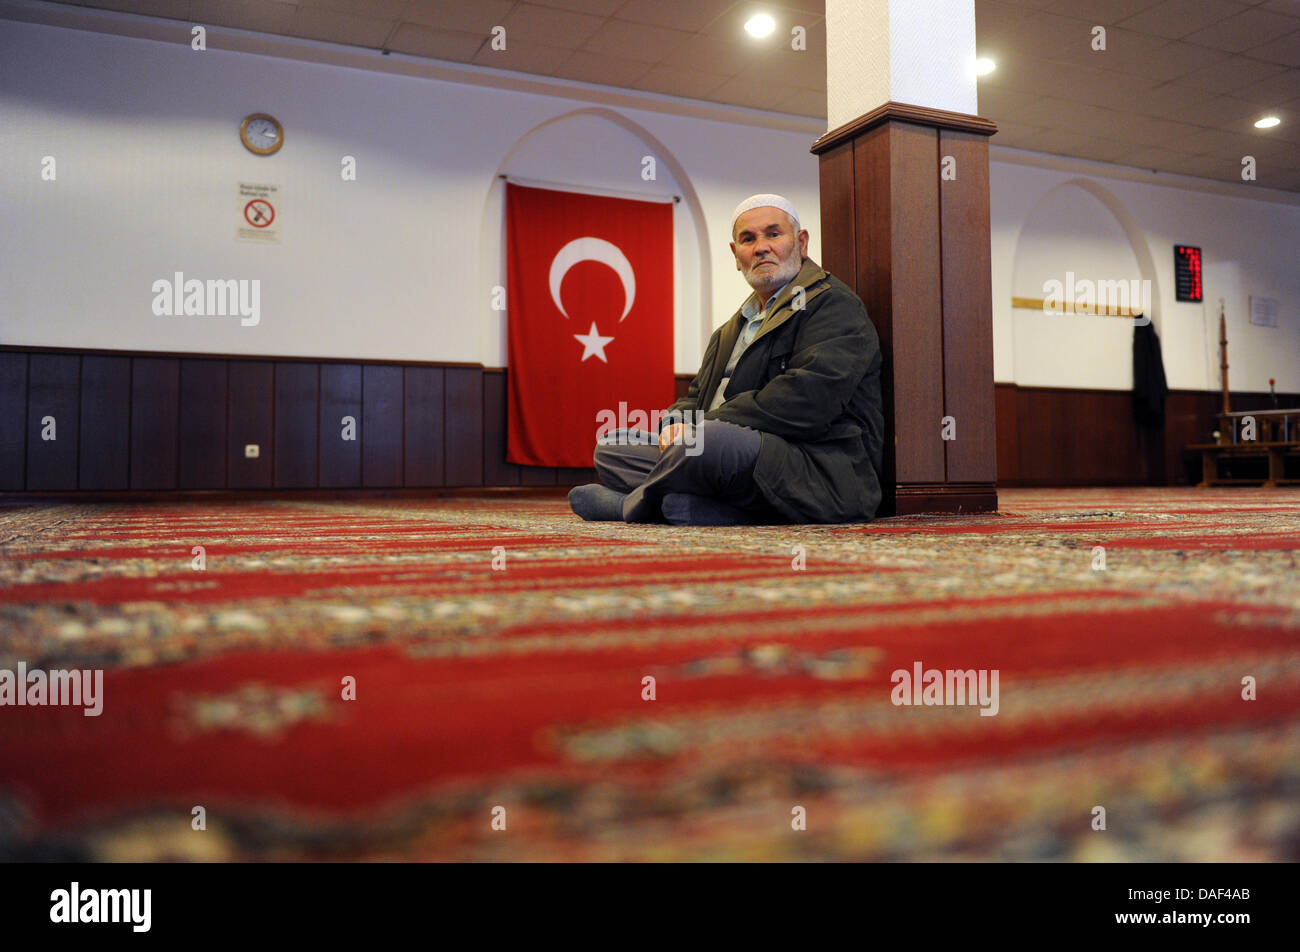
<box><xmin>744</xmin><ymin>252</ymin><xmax>802</xmax><ymax>296</ymax></box>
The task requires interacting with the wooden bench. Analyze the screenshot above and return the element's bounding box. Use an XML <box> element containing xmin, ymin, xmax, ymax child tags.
<box><xmin>1189</xmin><ymin>441</ymin><xmax>1300</xmax><ymax>487</ymax></box>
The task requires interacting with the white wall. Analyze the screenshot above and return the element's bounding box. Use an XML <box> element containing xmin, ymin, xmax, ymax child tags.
<box><xmin>2</xmin><ymin>15</ymin><xmax>1296</xmax><ymax>394</ymax></box>
<box><xmin>990</xmin><ymin>156</ymin><xmax>1300</xmax><ymax>394</ymax></box>
<box><xmin>0</xmin><ymin>18</ymin><xmax>820</xmax><ymax>375</ymax></box>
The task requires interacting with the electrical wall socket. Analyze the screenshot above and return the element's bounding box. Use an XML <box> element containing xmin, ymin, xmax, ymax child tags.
<box><xmin>244</xmin><ymin>444</ymin><xmax>260</xmax><ymax>458</ymax></box>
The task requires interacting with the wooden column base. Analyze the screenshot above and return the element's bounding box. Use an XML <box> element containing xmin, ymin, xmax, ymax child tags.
<box><xmin>895</xmin><ymin>482</ymin><xmax>998</xmax><ymax>515</ymax></box>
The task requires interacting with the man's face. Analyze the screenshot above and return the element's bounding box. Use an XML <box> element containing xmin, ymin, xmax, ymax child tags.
<box><xmin>730</xmin><ymin>207</ymin><xmax>810</xmax><ymax>298</ymax></box>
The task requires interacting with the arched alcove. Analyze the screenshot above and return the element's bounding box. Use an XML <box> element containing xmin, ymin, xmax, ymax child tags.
<box><xmin>477</xmin><ymin>107</ymin><xmax>711</xmax><ymax>376</ymax></box>
<box><xmin>1010</xmin><ymin>178</ymin><xmax>1160</xmax><ymax>390</ymax></box>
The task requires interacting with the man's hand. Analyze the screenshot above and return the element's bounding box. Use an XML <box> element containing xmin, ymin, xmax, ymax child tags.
<box><xmin>658</xmin><ymin>423</ymin><xmax>686</xmax><ymax>452</ymax></box>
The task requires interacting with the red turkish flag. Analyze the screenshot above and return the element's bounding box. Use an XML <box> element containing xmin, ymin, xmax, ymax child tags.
<box><xmin>506</xmin><ymin>183</ymin><xmax>674</xmax><ymax>468</ymax></box>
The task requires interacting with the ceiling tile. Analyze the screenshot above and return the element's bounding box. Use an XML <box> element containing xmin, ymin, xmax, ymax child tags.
<box><xmin>631</xmin><ymin>64</ymin><xmax>731</xmax><ymax>100</ymax></box>
<box><xmin>499</xmin><ymin>2</ymin><xmax>606</xmax><ymax>49</ymax></box>
<box><xmin>1001</xmin><ymin>11</ymin><xmax>1109</xmax><ymax>69</ymax></box>
<box><xmin>1116</xmin><ymin>113</ymin><xmax>1211</xmax><ymax>147</ymax></box>
<box><xmin>1166</xmin><ymin>152</ymin><xmax>1244</xmax><ymax>179</ymax></box>
<box><xmin>470</xmin><ymin>41</ymin><xmax>575</xmax><ymax>76</ymax></box>
<box><xmin>1102</xmin><ymin>34</ymin><xmax>1231</xmax><ymax>81</ymax></box>
<box><xmin>1169</xmin><ymin>53</ymin><xmax>1289</xmax><ymax>92</ymax></box>
<box><xmin>134</xmin><ymin>0</ymin><xmax>194</xmax><ymax>17</ymax></box>
<box><xmin>300</xmin><ymin>0</ymin><xmax>411</xmax><ymax>19</ymax></box>
<box><xmin>977</xmin><ymin>84</ymin><xmax>1055</xmax><ymax>115</ymax></box>
<box><xmin>976</xmin><ymin>0</ymin><xmax>1038</xmax><ymax>46</ymax></box>
<box><xmin>657</xmin><ymin>33</ymin><xmax>757</xmax><ymax>76</ymax></box>
<box><xmin>290</xmin><ymin>6</ymin><xmax>395</xmax><ymax>48</ymax></box>
<box><xmin>1163</xmin><ymin>91</ymin><xmax>1282</xmax><ymax>124</ymax></box>
<box><xmin>190</xmin><ymin>0</ymin><xmax>297</xmax><ymax>35</ymax></box>
<box><xmin>580</xmin><ymin>17</ymin><xmax>697</xmax><ymax>64</ymax></box>
<box><xmin>1113</xmin><ymin>0</ymin><xmax>1249</xmax><ymax>40</ymax></box>
<box><xmin>769</xmin><ymin>0</ymin><xmax>826</xmax><ymax>14</ymax></box>
<box><xmin>1174</xmin><ymin>125</ymin><xmax>1257</xmax><ymax>155</ymax></box>
<box><xmin>387</xmin><ymin>22</ymin><xmax>484</xmax><ymax>60</ymax></box>
<box><xmin>525</xmin><ymin>0</ymin><xmax>628</xmax><ymax>14</ymax></box>
<box><xmin>754</xmin><ymin>46</ymin><xmax>826</xmax><ymax>87</ymax></box>
<box><xmin>552</xmin><ymin>49</ymin><xmax>656</xmax><ymax>87</ymax></box>
<box><xmin>1247</xmin><ymin>27</ymin><xmax>1300</xmax><ymax>64</ymax></box>
<box><xmin>403</xmin><ymin>0</ymin><xmax>515</xmax><ymax>34</ymax></box>
<box><xmin>1181</xmin><ymin>8</ymin><xmax>1300</xmax><ymax>52</ymax></box>
<box><xmin>1007</xmin><ymin>129</ymin><xmax>1138</xmax><ymax>164</ymax></box>
<box><xmin>706</xmin><ymin>72</ymin><xmax>807</xmax><ymax>113</ymax></box>
<box><xmin>1121</xmin><ymin>143</ymin><xmax>1207</xmax><ymax>170</ymax></box>
<box><xmin>613</xmin><ymin>0</ymin><xmax>738</xmax><ymax>33</ymax></box>
<box><xmin>1027</xmin><ymin>0</ymin><xmax>1165</xmax><ymax>23</ymax></box>
<box><xmin>1123</xmin><ymin>80</ymin><xmax>1210</xmax><ymax>118</ymax></box>
<box><xmin>1230</xmin><ymin>66</ymin><xmax>1300</xmax><ymax>104</ymax></box>
<box><xmin>985</xmin><ymin>119</ymin><xmax>1050</xmax><ymax>141</ymax></box>
<box><xmin>782</xmin><ymin>86</ymin><xmax>827</xmax><ymax>118</ymax></box>
<box><xmin>1202</xmin><ymin>133</ymin><xmax>1297</xmax><ymax>160</ymax></box>
<box><xmin>59</xmin><ymin>0</ymin><xmax>141</xmax><ymax>11</ymax></box>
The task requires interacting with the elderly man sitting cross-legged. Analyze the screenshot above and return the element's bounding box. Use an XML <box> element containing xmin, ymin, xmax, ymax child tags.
<box><xmin>568</xmin><ymin>193</ymin><xmax>885</xmax><ymax>526</ymax></box>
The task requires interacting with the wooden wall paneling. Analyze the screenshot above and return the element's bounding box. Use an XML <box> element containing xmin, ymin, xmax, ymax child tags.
<box><xmin>403</xmin><ymin>366</ymin><xmax>444</xmax><ymax>487</ymax></box>
<box><xmin>80</xmin><ymin>355</ymin><xmax>131</xmax><ymax>490</ymax></box>
<box><xmin>228</xmin><ymin>361</ymin><xmax>274</xmax><ymax>489</ymax></box>
<box><xmin>938</xmin><ymin>130</ymin><xmax>996</xmax><ymax>483</ymax></box>
<box><xmin>520</xmin><ymin>465</ymin><xmax>559</xmax><ymax>486</ymax></box>
<box><xmin>444</xmin><ymin>367</ymin><xmax>483</xmax><ymax>486</ymax></box>
<box><xmin>1008</xmin><ymin>387</ymin><xmax>1151</xmax><ymax>486</ymax></box>
<box><xmin>274</xmin><ymin>362</ymin><xmax>318</xmax><ymax>489</ymax></box>
<box><xmin>26</xmin><ymin>354</ymin><xmax>79</xmax><ymax>491</ymax></box>
<box><xmin>994</xmin><ymin>383</ymin><xmax>1017</xmax><ymax>485</ymax></box>
<box><xmin>129</xmin><ymin>357</ymin><xmax>180</xmax><ymax>490</ymax></box>
<box><xmin>556</xmin><ymin>467</ymin><xmax>596</xmax><ymax>486</ymax></box>
<box><xmin>1163</xmin><ymin>392</ymin><xmax>1205</xmax><ymax>486</ymax></box>
<box><xmin>319</xmin><ymin>364</ymin><xmax>362</xmax><ymax>487</ymax></box>
<box><xmin>1013</xmin><ymin>386</ymin><xmax>1053</xmax><ymax>484</ymax></box>
<box><xmin>482</xmin><ymin>369</ymin><xmax>521</xmax><ymax>486</ymax></box>
<box><xmin>362</xmin><ymin>365</ymin><xmax>403</xmax><ymax>488</ymax></box>
<box><xmin>0</xmin><ymin>353</ymin><xmax>27</xmax><ymax>490</ymax></box>
<box><xmin>178</xmin><ymin>359</ymin><xmax>228</xmax><ymax>489</ymax></box>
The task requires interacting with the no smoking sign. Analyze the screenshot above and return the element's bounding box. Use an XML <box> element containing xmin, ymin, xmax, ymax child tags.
<box><xmin>238</xmin><ymin>182</ymin><xmax>280</xmax><ymax>242</ymax></box>
<box><xmin>244</xmin><ymin>199</ymin><xmax>274</xmax><ymax>228</ymax></box>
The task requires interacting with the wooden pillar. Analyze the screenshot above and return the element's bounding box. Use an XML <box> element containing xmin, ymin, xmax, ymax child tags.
<box><xmin>813</xmin><ymin>103</ymin><xmax>999</xmax><ymax>516</ymax></box>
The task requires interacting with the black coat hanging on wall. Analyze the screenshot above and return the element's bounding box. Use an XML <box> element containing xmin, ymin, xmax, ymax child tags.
<box><xmin>1132</xmin><ymin>318</ymin><xmax>1169</xmax><ymax>426</ymax></box>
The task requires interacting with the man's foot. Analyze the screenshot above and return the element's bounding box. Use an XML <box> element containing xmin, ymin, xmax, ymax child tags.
<box><xmin>568</xmin><ymin>484</ymin><xmax>628</xmax><ymax>522</ymax></box>
<box><xmin>660</xmin><ymin>492</ymin><xmax>765</xmax><ymax>526</ymax></box>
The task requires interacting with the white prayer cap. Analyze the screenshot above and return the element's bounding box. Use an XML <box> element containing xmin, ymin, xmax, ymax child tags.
<box><xmin>730</xmin><ymin>193</ymin><xmax>800</xmax><ymax>236</ymax></box>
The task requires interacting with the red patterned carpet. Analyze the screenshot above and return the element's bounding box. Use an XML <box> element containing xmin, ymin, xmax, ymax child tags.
<box><xmin>1</xmin><ymin>487</ymin><xmax>1297</xmax><ymax>861</ymax></box>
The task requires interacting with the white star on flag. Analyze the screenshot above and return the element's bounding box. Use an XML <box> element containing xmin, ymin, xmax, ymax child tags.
<box><xmin>573</xmin><ymin>322</ymin><xmax>614</xmax><ymax>363</ymax></box>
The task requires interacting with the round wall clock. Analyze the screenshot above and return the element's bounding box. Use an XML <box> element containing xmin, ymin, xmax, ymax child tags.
<box><xmin>240</xmin><ymin>113</ymin><xmax>283</xmax><ymax>155</ymax></box>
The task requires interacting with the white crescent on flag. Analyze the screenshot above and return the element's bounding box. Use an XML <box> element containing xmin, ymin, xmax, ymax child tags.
<box><xmin>548</xmin><ymin>237</ymin><xmax>636</xmax><ymax>323</ymax></box>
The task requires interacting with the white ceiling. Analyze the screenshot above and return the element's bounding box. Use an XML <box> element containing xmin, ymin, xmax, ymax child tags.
<box><xmin>30</xmin><ymin>0</ymin><xmax>1300</xmax><ymax>190</ymax></box>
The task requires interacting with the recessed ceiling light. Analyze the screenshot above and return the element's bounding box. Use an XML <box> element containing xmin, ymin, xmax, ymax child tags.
<box><xmin>1254</xmin><ymin>115</ymin><xmax>1281</xmax><ymax>129</ymax></box>
<box><xmin>975</xmin><ymin>57</ymin><xmax>996</xmax><ymax>76</ymax></box>
<box><xmin>745</xmin><ymin>13</ymin><xmax>776</xmax><ymax>38</ymax></box>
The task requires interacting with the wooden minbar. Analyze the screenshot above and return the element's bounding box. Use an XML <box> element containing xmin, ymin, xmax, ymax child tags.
<box><xmin>1187</xmin><ymin>307</ymin><xmax>1300</xmax><ymax>486</ymax></box>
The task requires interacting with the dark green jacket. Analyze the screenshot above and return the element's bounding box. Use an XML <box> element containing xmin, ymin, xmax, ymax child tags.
<box><xmin>664</xmin><ymin>258</ymin><xmax>884</xmax><ymax>523</ymax></box>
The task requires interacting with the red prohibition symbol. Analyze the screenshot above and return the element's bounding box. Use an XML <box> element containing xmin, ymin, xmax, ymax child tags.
<box><xmin>244</xmin><ymin>199</ymin><xmax>275</xmax><ymax>228</ymax></box>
